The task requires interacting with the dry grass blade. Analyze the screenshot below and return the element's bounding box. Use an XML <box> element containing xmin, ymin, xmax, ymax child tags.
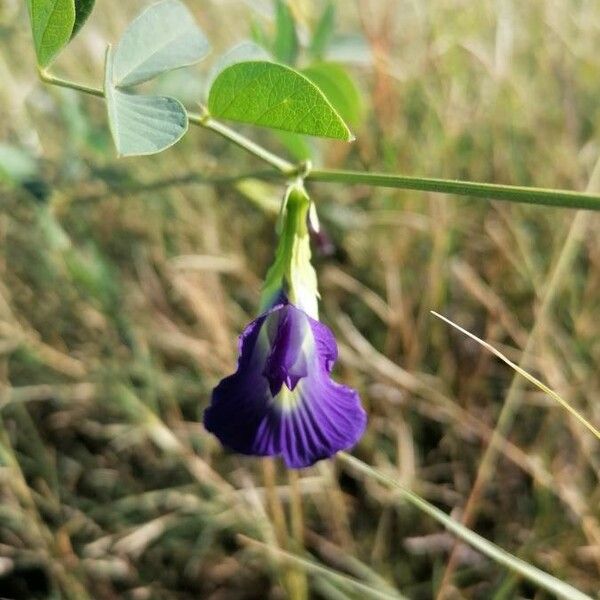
<box><xmin>3</xmin><ymin>0</ymin><xmax>600</xmax><ymax>597</ymax></box>
<box><xmin>431</xmin><ymin>311</ymin><xmax>600</xmax><ymax>441</ymax></box>
<box><xmin>237</xmin><ymin>534</ymin><xmax>407</xmax><ymax>600</ymax></box>
<box><xmin>338</xmin><ymin>453</ymin><xmax>593</xmax><ymax>600</ymax></box>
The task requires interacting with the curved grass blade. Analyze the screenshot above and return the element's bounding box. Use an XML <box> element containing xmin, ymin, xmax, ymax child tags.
<box><xmin>431</xmin><ymin>311</ymin><xmax>600</xmax><ymax>441</ymax></box>
<box><xmin>338</xmin><ymin>453</ymin><xmax>592</xmax><ymax>600</ymax></box>
<box><xmin>208</xmin><ymin>61</ymin><xmax>354</xmax><ymax>141</ymax></box>
<box><xmin>238</xmin><ymin>534</ymin><xmax>407</xmax><ymax>600</ymax></box>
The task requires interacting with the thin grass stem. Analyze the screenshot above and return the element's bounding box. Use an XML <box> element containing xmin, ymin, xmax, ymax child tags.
<box><xmin>238</xmin><ymin>533</ymin><xmax>406</xmax><ymax>600</ymax></box>
<box><xmin>337</xmin><ymin>453</ymin><xmax>592</xmax><ymax>600</ymax></box>
<box><xmin>431</xmin><ymin>311</ymin><xmax>600</xmax><ymax>440</ymax></box>
<box><xmin>38</xmin><ymin>72</ymin><xmax>600</xmax><ymax>211</ymax></box>
<box><xmin>288</xmin><ymin>469</ymin><xmax>309</xmax><ymax>600</ymax></box>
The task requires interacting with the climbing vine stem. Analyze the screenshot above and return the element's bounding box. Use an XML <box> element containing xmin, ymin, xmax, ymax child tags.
<box><xmin>38</xmin><ymin>70</ymin><xmax>600</xmax><ymax>211</ymax></box>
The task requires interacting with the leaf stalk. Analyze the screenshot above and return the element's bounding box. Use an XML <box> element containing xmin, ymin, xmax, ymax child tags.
<box><xmin>37</xmin><ymin>71</ymin><xmax>600</xmax><ymax>211</ymax></box>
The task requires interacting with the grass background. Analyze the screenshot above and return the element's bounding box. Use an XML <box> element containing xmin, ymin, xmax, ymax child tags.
<box><xmin>1</xmin><ymin>0</ymin><xmax>600</xmax><ymax>598</ymax></box>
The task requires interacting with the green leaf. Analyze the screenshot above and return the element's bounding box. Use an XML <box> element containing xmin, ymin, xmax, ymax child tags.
<box><xmin>273</xmin><ymin>0</ymin><xmax>298</xmax><ymax>65</ymax></box>
<box><xmin>113</xmin><ymin>0</ymin><xmax>210</xmax><ymax>88</ymax></box>
<box><xmin>309</xmin><ymin>1</ymin><xmax>335</xmax><ymax>59</ymax></box>
<box><xmin>206</xmin><ymin>41</ymin><xmax>271</xmax><ymax>93</ymax></box>
<box><xmin>275</xmin><ymin>131</ymin><xmax>313</xmax><ymax>161</ymax></box>
<box><xmin>28</xmin><ymin>0</ymin><xmax>76</xmax><ymax>67</ymax></box>
<box><xmin>250</xmin><ymin>19</ymin><xmax>270</xmax><ymax>51</ymax></box>
<box><xmin>105</xmin><ymin>46</ymin><xmax>188</xmax><ymax>157</ymax></box>
<box><xmin>71</xmin><ymin>0</ymin><xmax>95</xmax><ymax>39</ymax></box>
<box><xmin>208</xmin><ymin>61</ymin><xmax>353</xmax><ymax>141</ymax></box>
<box><xmin>302</xmin><ymin>62</ymin><xmax>363</xmax><ymax>127</ymax></box>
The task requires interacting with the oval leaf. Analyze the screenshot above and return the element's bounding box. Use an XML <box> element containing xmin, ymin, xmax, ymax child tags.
<box><xmin>208</xmin><ymin>61</ymin><xmax>353</xmax><ymax>141</ymax></box>
<box><xmin>105</xmin><ymin>46</ymin><xmax>188</xmax><ymax>157</ymax></box>
<box><xmin>273</xmin><ymin>0</ymin><xmax>298</xmax><ymax>65</ymax></box>
<box><xmin>71</xmin><ymin>0</ymin><xmax>95</xmax><ymax>39</ymax></box>
<box><xmin>28</xmin><ymin>0</ymin><xmax>75</xmax><ymax>67</ymax></box>
<box><xmin>205</xmin><ymin>41</ymin><xmax>271</xmax><ymax>94</ymax></box>
<box><xmin>275</xmin><ymin>131</ymin><xmax>313</xmax><ymax>161</ymax></box>
<box><xmin>309</xmin><ymin>1</ymin><xmax>335</xmax><ymax>59</ymax></box>
<box><xmin>113</xmin><ymin>0</ymin><xmax>210</xmax><ymax>88</ymax></box>
<box><xmin>302</xmin><ymin>62</ymin><xmax>363</xmax><ymax>127</ymax></box>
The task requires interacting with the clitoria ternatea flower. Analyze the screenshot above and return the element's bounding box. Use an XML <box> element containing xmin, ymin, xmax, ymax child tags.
<box><xmin>203</xmin><ymin>182</ymin><xmax>366</xmax><ymax>468</ymax></box>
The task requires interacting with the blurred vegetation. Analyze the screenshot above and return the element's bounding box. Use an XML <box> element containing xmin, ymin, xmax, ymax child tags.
<box><xmin>1</xmin><ymin>0</ymin><xmax>600</xmax><ymax>598</ymax></box>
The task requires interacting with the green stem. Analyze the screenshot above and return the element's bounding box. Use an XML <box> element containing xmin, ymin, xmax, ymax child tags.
<box><xmin>38</xmin><ymin>70</ymin><xmax>294</xmax><ymax>174</ymax></box>
<box><xmin>38</xmin><ymin>71</ymin><xmax>600</xmax><ymax>211</ymax></box>
<box><xmin>307</xmin><ymin>168</ymin><xmax>600</xmax><ymax>211</ymax></box>
<box><xmin>38</xmin><ymin>69</ymin><xmax>104</xmax><ymax>98</ymax></box>
<box><xmin>189</xmin><ymin>112</ymin><xmax>295</xmax><ymax>174</ymax></box>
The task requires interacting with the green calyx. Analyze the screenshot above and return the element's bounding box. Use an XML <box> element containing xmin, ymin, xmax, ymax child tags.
<box><xmin>260</xmin><ymin>182</ymin><xmax>319</xmax><ymax>318</ymax></box>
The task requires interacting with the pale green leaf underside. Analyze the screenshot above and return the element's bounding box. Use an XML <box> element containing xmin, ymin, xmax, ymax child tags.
<box><xmin>113</xmin><ymin>0</ymin><xmax>210</xmax><ymax>88</ymax></box>
<box><xmin>28</xmin><ymin>0</ymin><xmax>75</xmax><ymax>67</ymax></box>
<box><xmin>208</xmin><ymin>61</ymin><xmax>353</xmax><ymax>141</ymax></box>
<box><xmin>105</xmin><ymin>46</ymin><xmax>188</xmax><ymax>157</ymax></box>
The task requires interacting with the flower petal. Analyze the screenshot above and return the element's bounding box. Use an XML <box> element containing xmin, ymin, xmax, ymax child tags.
<box><xmin>276</xmin><ymin>375</ymin><xmax>366</xmax><ymax>468</ymax></box>
<box><xmin>307</xmin><ymin>316</ymin><xmax>338</xmax><ymax>373</ymax></box>
<box><xmin>263</xmin><ymin>305</ymin><xmax>310</xmax><ymax>395</ymax></box>
<box><xmin>203</xmin><ymin>302</ymin><xmax>367</xmax><ymax>468</ymax></box>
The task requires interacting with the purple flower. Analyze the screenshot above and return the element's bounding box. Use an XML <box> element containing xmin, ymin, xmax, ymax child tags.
<box><xmin>203</xmin><ymin>300</ymin><xmax>367</xmax><ymax>469</ymax></box>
